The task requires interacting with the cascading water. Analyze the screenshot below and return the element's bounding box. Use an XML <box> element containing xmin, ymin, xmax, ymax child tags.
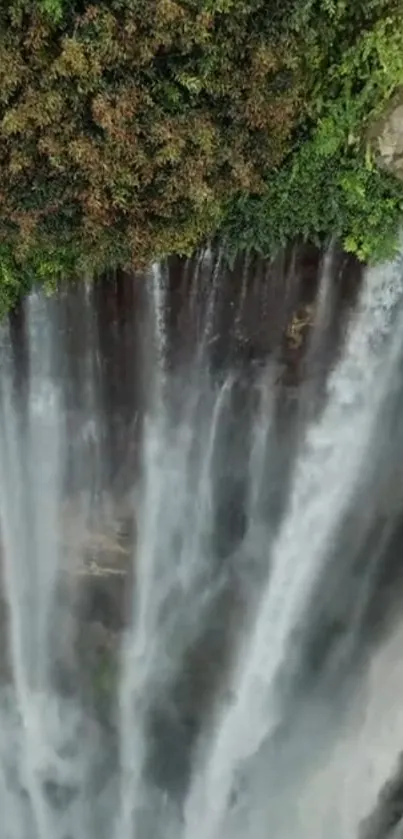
<box><xmin>184</xmin><ymin>253</ymin><xmax>403</xmax><ymax>839</ymax></box>
<box><xmin>1</xmin><ymin>247</ymin><xmax>403</xmax><ymax>839</ymax></box>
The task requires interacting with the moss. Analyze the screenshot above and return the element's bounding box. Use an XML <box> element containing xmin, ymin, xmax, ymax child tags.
<box><xmin>92</xmin><ymin>644</ymin><xmax>118</xmax><ymax>709</ymax></box>
<box><xmin>77</xmin><ymin>621</ymin><xmax>119</xmax><ymax>724</ymax></box>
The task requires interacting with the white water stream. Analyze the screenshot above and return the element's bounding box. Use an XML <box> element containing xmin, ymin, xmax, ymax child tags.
<box><xmin>0</xmin><ymin>252</ymin><xmax>403</xmax><ymax>839</ymax></box>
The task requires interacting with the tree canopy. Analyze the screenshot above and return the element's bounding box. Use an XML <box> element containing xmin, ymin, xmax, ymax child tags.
<box><xmin>1</xmin><ymin>0</ymin><xmax>403</xmax><ymax>312</ymax></box>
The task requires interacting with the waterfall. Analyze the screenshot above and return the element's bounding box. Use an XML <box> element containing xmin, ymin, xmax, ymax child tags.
<box><xmin>0</xmin><ymin>250</ymin><xmax>403</xmax><ymax>839</ymax></box>
<box><xmin>183</xmin><ymin>253</ymin><xmax>403</xmax><ymax>839</ymax></box>
<box><xmin>151</xmin><ymin>263</ymin><xmax>167</xmax><ymax>367</ymax></box>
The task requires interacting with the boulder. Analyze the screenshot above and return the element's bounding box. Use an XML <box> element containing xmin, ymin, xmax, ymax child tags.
<box><xmin>368</xmin><ymin>88</ymin><xmax>403</xmax><ymax>180</ymax></box>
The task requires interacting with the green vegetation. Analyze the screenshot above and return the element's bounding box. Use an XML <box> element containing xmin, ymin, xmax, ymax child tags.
<box><xmin>1</xmin><ymin>0</ymin><xmax>403</xmax><ymax>311</ymax></box>
<box><xmin>223</xmin><ymin>2</ymin><xmax>403</xmax><ymax>263</ymax></box>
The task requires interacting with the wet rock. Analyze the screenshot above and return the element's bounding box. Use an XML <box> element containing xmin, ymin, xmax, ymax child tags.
<box><xmin>360</xmin><ymin>754</ymin><xmax>403</xmax><ymax>839</ymax></box>
<box><xmin>43</xmin><ymin>778</ymin><xmax>79</xmax><ymax>810</ymax></box>
<box><xmin>368</xmin><ymin>88</ymin><xmax>403</xmax><ymax>180</ymax></box>
<box><xmin>75</xmin><ymin>617</ymin><xmax>120</xmax><ymax>726</ymax></box>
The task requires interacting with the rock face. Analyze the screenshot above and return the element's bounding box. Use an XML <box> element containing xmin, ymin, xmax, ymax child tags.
<box><xmin>359</xmin><ymin>754</ymin><xmax>403</xmax><ymax>839</ymax></box>
<box><xmin>368</xmin><ymin>88</ymin><xmax>403</xmax><ymax>180</ymax></box>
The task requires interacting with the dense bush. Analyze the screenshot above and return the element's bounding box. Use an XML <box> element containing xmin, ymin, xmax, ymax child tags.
<box><xmin>222</xmin><ymin>1</ymin><xmax>403</xmax><ymax>261</ymax></box>
<box><xmin>0</xmin><ymin>0</ymin><xmax>403</xmax><ymax>311</ymax></box>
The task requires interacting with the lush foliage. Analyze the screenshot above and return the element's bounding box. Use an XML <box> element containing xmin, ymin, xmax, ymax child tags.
<box><xmin>1</xmin><ymin>0</ymin><xmax>403</xmax><ymax>310</ymax></box>
<box><xmin>0</xmin><ymin>0</ymin><xmax>309</xmax><ymax>312</ymax></box>
<box><xmin>222</xmin><ymin>0</ymin><xmax>403</xmax><ymax>262</ymax></box>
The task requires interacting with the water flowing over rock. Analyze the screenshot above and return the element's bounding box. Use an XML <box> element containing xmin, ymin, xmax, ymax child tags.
<box><xmin>0</xmin><ymin>247</ymin><xmax>403</xmax><ymax>839</ymax></box>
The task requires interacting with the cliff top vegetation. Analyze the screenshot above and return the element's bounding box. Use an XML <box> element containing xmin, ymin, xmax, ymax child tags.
<box><xmin>1</xmin><ymin>0</ymin><xmax>403</xmax><ymax>312</ymax></box>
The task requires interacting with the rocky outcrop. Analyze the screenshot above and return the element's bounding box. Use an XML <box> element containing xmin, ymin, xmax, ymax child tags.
<box><xmin>368</xmin><ymin>88</ymin><xmax>403</xmax><ymax>180</ymax></box>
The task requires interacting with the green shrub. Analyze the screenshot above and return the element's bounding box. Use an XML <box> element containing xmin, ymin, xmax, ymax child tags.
<box><xmin>222</xmin><ymin>0</ymin><xmax>403</xmax><ymax>263</ymax></box>
<box><xmin>221</xmin><ymin>143</ymin><xmax>403</xmax><ymax>264</ymax></box>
